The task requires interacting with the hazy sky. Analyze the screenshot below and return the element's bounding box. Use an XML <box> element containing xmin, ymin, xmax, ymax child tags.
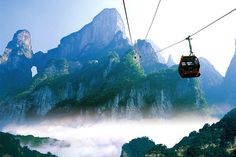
<box><xmin>0</xmin><ymin>0</ymin><xmax>235</xmax><ymax>75</ymax></box>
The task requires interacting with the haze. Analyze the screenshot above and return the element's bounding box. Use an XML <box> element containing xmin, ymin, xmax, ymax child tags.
<box><xmin>3</xmin><ymin>116</ymin><xmax>218</xmax><ymax>157</ymax></box>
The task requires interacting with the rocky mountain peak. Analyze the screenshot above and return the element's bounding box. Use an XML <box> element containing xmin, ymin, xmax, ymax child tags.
<box><xmin>221</xmin><ymin>47</ymin><xmax>236</xmax><ymax>104</ymax></box>
<box><xmin>146</xmin><ymin>39</ymin><xmax>166</xmax><ymax>64</ymax></box>
<box><xmin>11</xmin><ymin>29</ymin><xmax>32</xmax><ymax>50</ymax></box>
<box><xmin>199</xmin><ymin>57</ymin><xmax>223</xmax><ymax>86</ymax></box>
<box><xmin>135</xmin><ymin>39</ymin><xmax>167</xmax><ymax>73</ymax></box>
<box><xmin>57</xmin><ymin>8</ymin><xmax>126</xmax><ymax>60</ymax></box>
<box><xmin>224</xmin><ymin>48</ymin><xmax>236</xmax><ymax>84</ymax></box>
<box><xmin>0</xmin><ymin>29</ymin><xmax>33</xmax><ymax>64</ymax></box>
<box><xmin>90</xmin><ymin>8</ymin><xmax>125</xmax><ymax>46</ymax></box>
<box><xmin>93</xmin><ymin>8</ymin><xmax>125</xmax><ymax>35</ymax></box>
<box><xmin>167</xmin><ymin>54</ymin><xmax>175</xmax><ymax>67</ymax></box>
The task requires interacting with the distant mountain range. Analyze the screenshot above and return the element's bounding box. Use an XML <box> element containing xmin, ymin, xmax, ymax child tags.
<box><xmin>0</xmin><ymin>8</ymin><xmax>235</xmax><ymax>126</ymax></box>
<box><xmin>120</xmin><ymin>107</ymin><xmax>236</xmax><ymax>157</ymax></box>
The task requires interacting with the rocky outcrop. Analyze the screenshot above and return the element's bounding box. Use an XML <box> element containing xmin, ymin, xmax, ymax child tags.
<box><xmin>44</xmin><ymin>59</ymin><xmax>69</xmax><ymax>76</ymax></box>
<box><xmin>136</xmin><ymin>40</ymin><xmax>167</xmax><ymax>73</ymax></box>
<box><xmin>48</xmin><ymin>8</ymin><xmax>126</xmax><ymax>61</ymax></box>
<box><xmin>166</xmin><ymin>54</ymin><xmax>175</xmax><ymax>67</ymax></box>
<box><xmin>199</xmin><ymin>57</ymin><xmax>223</xmax><ymax>90</ymax></box>
<box><xmin>222</xmin><ymin>43</ymin><xmax>236</xmax><ymax>104</ymax></box>
<box><xmin>120</xmin><ymin>137</ymin><xmax>155</xmax><ymax>157</ymax></box>
<box><xmin>146</xmin><ymin>39</ymin><xmax>166</xmax><ymax>64</ymax></box>
<box><xmin>0</xmin><ymin>30</ymin><xmax>33</xmax><ymax>64</ymax></box>
<box><xmin>0</xmin><ymin>30</ymin><xmax>33</xmax><ymax>98</ymax></box>
<box><xmin>31</xmin><ymin>8</ymin><xmax>128</xmax><ymax>76</ymax></box>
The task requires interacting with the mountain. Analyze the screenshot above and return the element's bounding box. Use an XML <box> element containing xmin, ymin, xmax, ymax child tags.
<box><xmin>136</xmin><ymin>39</ymin><xmax>167</xmax><ymax>73</ymax></box>
<box><xmin>120</xmin><ymin>137</ymin><xmax>155</xmax><ymax>157</ymax></box>
<box><xmin>43</xmin><ymin>8</ymin><xmax>126</xmax><ymax>62</ymax></box>
<box><xmin>166</xmin><ymin>54</ymin><xmax>176</xmax><ymax>67</ymax></box>
<box><xmin>199</xmin><ymin>57</ymin><xmax>223</xmax><ymax>103</ymax></box>
<box><xmin>0</xmin><ymin>8</ymin><xmax>206</xmax><ymax>125</ymax></box>
<box><xmin>0</xmin><ymin>51</ymin><xmax>205</xmax><ymax>124</ymax></box>
<box><xmin>0</xmin><ymin>29</ymin><xmax>33</xmax><ymax>64</ymax></box>
<box><xmin>0</xmin><ymin>132</ymin><xmax>56</xmax><ymax>157</ymax></box>
<box><xmin>0</xmin><ymin>30</ymin><xmax>33</xmax><ymax>98</ymax></box>
<box><xmin>146</xmin><ymin>39</ymin><xmax>166</xmax><ymax>64</ymax></box>
<box><xmin>222</xmin><ymin>44</ymin><xmax>236</xmax><ymax>105</ymax></box>
<box><xmin>14</xmin><ymin>134</ymin><xmax>70</xmax><ymax>149</ymax></box>
<box><xmin>32</xmin><ymin>8</ymin><xmax>129</xmax><ymax>76</ymax></box>
<box><xmin>120</xmin><ymin>108</ymin><xmax>236</xmax><ymax>157</ymax></box>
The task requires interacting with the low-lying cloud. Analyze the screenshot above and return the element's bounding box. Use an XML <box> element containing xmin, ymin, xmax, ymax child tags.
<box><xmin>2</xmin><ymin>115</ymin><xmax>218</xmax><ymax>157</ymax></box>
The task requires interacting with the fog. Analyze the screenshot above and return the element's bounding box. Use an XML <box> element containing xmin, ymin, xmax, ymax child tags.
<box><xmin>3</xmin><ymin>116</ymin><xmax>218</xmax><ymax>157</ymax></box>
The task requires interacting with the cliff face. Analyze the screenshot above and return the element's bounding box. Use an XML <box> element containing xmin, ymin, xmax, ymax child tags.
<box><xmin>120</xmin><ymin>137</ymin><xmax>155</xmax><ymax>157</ymax></box>
<box><xmin>136</xmin><ymin>40</ymin><xmax>167</xmax><ymax>74</ymax></box>
<box><xmin>47</xmin><ymin>8</ymin><xmax>126</xmax><ymax>61</ymax></box>
<box><xmin>0</xmin><ymin>30</ymin><xmax>33</xmax><ymax>98</ymax></box>
<box><xmin>222</xmin><ymin>44</ymin><xmax>236</xmax><ymax>104</ymax></box>
<box><xmin>0</xmin><ymin>29</ymin><xmax>33</xmax><ymax>64</ymax></box>
<box><xmin>0</xmin><ymin>53</ymin><xmax>205</xmax><ymax>123</ymax></box>
<box><xmin>198</xmin><ymin>57</ymin><xmax>223</xmax><ymax>103</ymax></box>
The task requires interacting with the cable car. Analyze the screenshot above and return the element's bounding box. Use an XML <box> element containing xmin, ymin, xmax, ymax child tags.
<box><xmin>178</xmin><ymin>55</ymin><xmax>200</xmax><ymax>78</ymax></box>
<box><xmin>178</xmin><ymin>36</ymin><xmax>200</xmax><ymax>78</ymax></box>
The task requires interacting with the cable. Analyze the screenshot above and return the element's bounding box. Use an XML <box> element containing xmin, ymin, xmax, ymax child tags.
<box><xmin>190</xmin><ymin>8</ymin><xmax>236</xmax><ymax>37</ymax></box>
<box><xmin>158</xmin><ymin>38</ymin><xmax>186</xmax><ymax>52</ymax></box>
<box><xmin>158</xmin><ymin>8</ymin><xmax>236</xmax><ymax>52</ymax></box>
<box><xmin>145</xmin><ymin>0</ymin><xmax>162</xmax><ymax>39</ymax></box>
<box><xmin>122</xmin><ymin>0</ymin><xmax>133</xmax><ymax>45</ymax></box>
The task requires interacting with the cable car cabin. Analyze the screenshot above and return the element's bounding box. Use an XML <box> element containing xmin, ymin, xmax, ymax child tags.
<box><xmin>178</xmin><ymin>55</ymin><xmax>200</xmax><ymax>78</ymax></box>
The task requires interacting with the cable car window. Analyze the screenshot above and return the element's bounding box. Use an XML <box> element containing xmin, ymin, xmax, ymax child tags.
<box><xmin>187</xmin><ymin>62</ymin><xmax>193</xmax><ymax>66</ymax></box>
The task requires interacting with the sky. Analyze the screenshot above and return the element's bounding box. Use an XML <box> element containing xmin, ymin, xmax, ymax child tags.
<box><xmin>0</xmin><ymin>0</ymin><xmax>236</xmax><ymax>75</ymax></box>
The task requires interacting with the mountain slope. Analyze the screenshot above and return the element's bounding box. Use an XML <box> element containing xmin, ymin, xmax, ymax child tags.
<box><xmin>136</xmin><ymin>40</ymin><xmax>167</xmax><ymax>73</ymax></box>
<box><xmin>199</xmin><ymin>57</ymin><xmax>223</xmax><ymax>103</ymax></box>
<box><xmin>146</xmin><ymin>39</ymin><xmax>166</xmax><ymax>64</ymax></box>
<box><xmin>0</xmin><ymin>132</ymin><xmax>56</xmax><ymax>157</ymax></box>
<box><xmin>120</xmin><ymin>108</ymin><xmax>236</xmax><ymax>157</ymax></box>
<box><xmin>41</xmin><ymin>8</ymin><xmax>126</xmax><ymax>63</ymax></box>
<box><xmin>0</xmin><ymin>51</ymin><xmax>206</xmax><ymax>123</ymax></box>
<box><xmin>0</xmin><ymin>30</ymin><xmax>33</xmax><ymax>98</ymax></box>
<box><xmin>166</xmin><ymin>55</ymin><xmax>176</xmax><ymax>67</ymax></box>
<box><xmin>222</xmin><ymin>44</ymin><xmax>236</xmax><ymax>105</ymax></box>
<box><xmin>120</xmin><ymin>137</ymin><xmax>155</xmax><ymax>157</ymax></box>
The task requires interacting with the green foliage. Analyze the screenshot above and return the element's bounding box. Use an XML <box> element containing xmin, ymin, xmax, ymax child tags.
<box><xmin>14</xmin><ymin>51</ymin><xmax>206</xmax><ymax>116</ymax></box>
<box><xmin>146</xmin><ymin>144</ymin><xmax>176</xmax><ymax>157</ymax></box>
<box><xmin>173</xmin><ymin>108</ymin><xmax>236</xmax><ymax>157</ymax></box>
<box><xmin>144</xmin><ymin>94</ymin><xmax>156</xmax><ymax>104</ymax></box>
<box><xmin>121</xmin><ymin>137</ymin><xmax>155</xmax><ymax>157</ymax></box>
<box><xmin>14</xmin><ymin>135</ymin><xmax>51</xmax><ymax>147</ymax></box>
<box><xmin>120</xmin><ymin>109</ymin><xmax>236</xmax><ymax>157</ymax></box>
<box><xmin>0</xmin><ymin>132</ymin><xmax>56</xmax><ymax>157</ymax></box>
<box><xmin>49</xmin><ymin>51</ymin><xmax>146</xmax><ymax>113</ymax></box>
<box><xmin>108</xmin><ymin>51</ymin><xmax>145</xmax><ymax>80</ymax></box>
